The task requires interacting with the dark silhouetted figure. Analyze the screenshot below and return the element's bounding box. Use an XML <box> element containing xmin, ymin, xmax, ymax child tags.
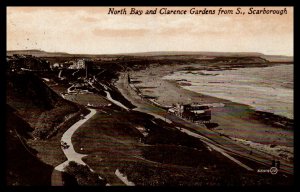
<box><xmin>249</xmin><ymin>150</ymin><xmax>253</xmax><ymax>155</ymax></box>
<box><xmin>127</xmin><ymin>74</ymin><xmax>131</xmax><ymax>84</ymax></box>
<box><xmin>272</xmin><ymin>159</ymin><xmax>276</xmax><ymax>167</ymax></box>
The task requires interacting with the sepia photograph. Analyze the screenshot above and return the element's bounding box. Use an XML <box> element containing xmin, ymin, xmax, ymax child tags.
<box><xmin>6</xmin><ymin>6</ymin><xmax>293</xmax><ymax>186</ymax></box>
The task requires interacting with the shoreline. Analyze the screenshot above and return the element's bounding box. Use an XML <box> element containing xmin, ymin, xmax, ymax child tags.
<box><xmin>116</xmin><ymin>71</ymin><xmax>294</xmax><ymax>167</ymax></box>
<box><xmin>127</xmin><ymin>64</ymin><xmax>293</xmax><ymax>160</ymax></box>
<box><xmin>162</xmin><ymin>64</ymin><xmax>293</xmax><ymax>120</ymax></box>
<box><xmin>160</xmin><ymin>80</ymin><xmax>293</xmax><ymax>161</ymax></box>
<box><xmin>166</xmin><ymin>79</ymin><xmax>293</xmax><ymax>130</ymax></box>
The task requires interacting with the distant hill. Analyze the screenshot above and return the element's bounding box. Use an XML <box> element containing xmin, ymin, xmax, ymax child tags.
<box><xmin>7</xmin><ymin>50</ymin><xmax>293</xmax><ymax>63</ymax></box>
<box><xmin>118</xmin><ymin>51</ymin><xmax>265</xmax><ymax>57</ymax></box>
<box><xmin>261</xmin><ymin>55</ymin><xmax>294</xmax><ymax>63</ymax></box>
<box><xmin>7</xmin><ymin>50</ymin><xmax>71</xmax><ymax>57</ymax></box>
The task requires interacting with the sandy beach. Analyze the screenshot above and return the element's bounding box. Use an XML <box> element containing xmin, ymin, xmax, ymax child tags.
<box><xmin>163</xmin><ymin>64</ymin><xmax>293</xmax><ymax>119</ymax></box>
<box><xmin>127</xmin><ymin>64</ymin><xmax>293</xmax><ymax>161</ymax></box>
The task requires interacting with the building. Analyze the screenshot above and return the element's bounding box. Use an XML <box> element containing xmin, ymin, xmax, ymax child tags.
<box><xmin>77</xmin><ymin>59</ymin><xmax>85</xmax><ymax>69</ymax></box>
<box><xmin>181</xmin><ymin>104</ymin><xmax>211</xmax><ymax>122</ymax></box>
<box><xmin>168</xmin><ymin>103</ymin><xmax>211</xmax><ymax>122</ymax></box>
<box><xmin>68</xmin><ymin>59</ymin><xmax>85</xmax><ymax>69</ymax></box>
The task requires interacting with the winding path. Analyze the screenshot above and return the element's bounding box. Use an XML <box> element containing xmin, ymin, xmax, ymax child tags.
<box><xmin>51</xmin><ymin>108</ymin><xmax>96</xmax><ymax>186</ymax></box>
<box><xmin>50</xmin><ymin>106</ymin><xmax>133</xmax><ymax>186</ymax></box>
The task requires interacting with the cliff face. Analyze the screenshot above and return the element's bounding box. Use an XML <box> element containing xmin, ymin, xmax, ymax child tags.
<box><xmin>7</xmin><ymin>73</ymin><xmax>59</xmax><ymax>110</ymax></box>
<box><xmin>6</xmin><ymin>105</ymin><xmax>53</xmax><ymax>186</ymax></box>
<box><xmin>212</xmin><ymin>56</ymin><xmax>269</xmax><ymax>64</ymax></box>
<box><xmin>7</xmin><ymin>72</ymin><xmax>79</xmax><ymax>139</ymax></box>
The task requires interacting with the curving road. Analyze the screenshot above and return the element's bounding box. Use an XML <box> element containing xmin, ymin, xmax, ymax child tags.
<box><xmin>50</xmin><ymin>106</ymin><xmax>133</xmax><ymax>186</ymax></box>
<box><xmin>51</xmin><ymin>108</ymin><xmax>97</xmax><ymax>186</ymax></box>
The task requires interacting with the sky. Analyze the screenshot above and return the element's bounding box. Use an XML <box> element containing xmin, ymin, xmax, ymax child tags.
<box><xmin>7</xmin><ymin>7</ymin><xmax>294</xmax><ymax>56</ymax></box>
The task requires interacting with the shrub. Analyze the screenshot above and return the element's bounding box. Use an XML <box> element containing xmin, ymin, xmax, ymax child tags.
<box><xmin>64</xmin><ymin>161</ymin><xmax>106</xmax><ymax>186</ymax></box>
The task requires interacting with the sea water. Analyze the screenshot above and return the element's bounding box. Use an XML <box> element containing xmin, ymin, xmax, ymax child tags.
<box><xmin>163</xmin><ymin>64</ymin><xmax>293</xmax><ymax>119</ymax></box>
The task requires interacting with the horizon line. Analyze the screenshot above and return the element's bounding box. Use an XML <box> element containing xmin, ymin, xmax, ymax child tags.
<box><xmin>6</xmin><ymin>49</ymin><xmax>294</xmax><ymax>57</ymax></box>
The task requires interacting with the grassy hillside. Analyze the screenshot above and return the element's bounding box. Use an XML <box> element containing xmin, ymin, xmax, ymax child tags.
<box><xmin>72</xmin><ymin>107</ymin><xmax>293</xmax><ymax>186</ymax></box>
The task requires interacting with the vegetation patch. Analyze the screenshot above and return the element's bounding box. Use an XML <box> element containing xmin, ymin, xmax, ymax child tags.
<box><xmin>119</xmin><ymin>161</ymin><xmax>292</xmax><ymax>186</ymax></box>
<box><xmin>142</xmin><ymin>145</ymin><xmax>212</xmax><ymax>167</ymax></box>
<box><xmin>143</xmin><ymin>118</ymin><xmax>205</xmax><ymax>149</ymax></box>
<box><xmin>64</xmin><ymin>161</ymin><xmax>106</xmax><ymax>186</ymax></box>
<box><xmin>251</xmin><ymin>110</ymin><xmax>293</xmax><ymax>129</ymax></box>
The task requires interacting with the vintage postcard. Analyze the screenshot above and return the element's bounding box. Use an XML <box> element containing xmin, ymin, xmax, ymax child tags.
<box><xmin>6</xmin><ymin>6</ymin><xmax>293</xmax><ymax>186</ymax></box>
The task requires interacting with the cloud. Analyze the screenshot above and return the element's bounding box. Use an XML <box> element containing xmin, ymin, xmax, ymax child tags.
<box><xmin>7</xmin><ymin>7</ymin><xmax>293</xmax><ymax>56</ymax></box>
<box><xmin>93</xmin><ymin>28</ymin><xmax>148</xmax><ymax>37</ymax></box>
<box><xmin>80</xmin><ymin>16</ymin><xmax>99</xmax><ymax>22</ymax></box>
